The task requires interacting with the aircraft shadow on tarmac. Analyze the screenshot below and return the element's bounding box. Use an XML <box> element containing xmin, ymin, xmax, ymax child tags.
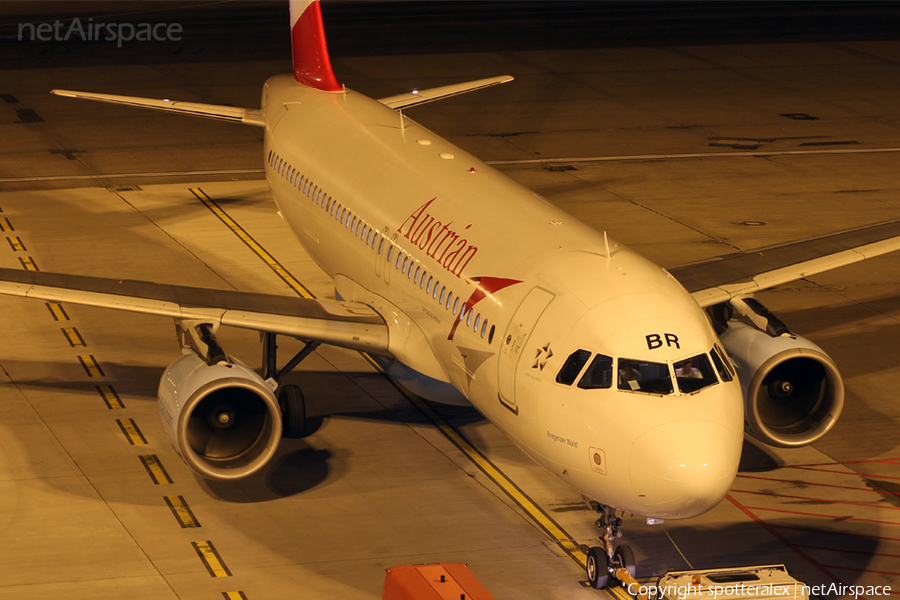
<box><xmin>0</xmin><ymin>360</ymin><xmax>890</xmax><ymax>585</ymax></box>
<box><xmin>201</xmin><ymin>441</ymin><xmax>339</xmax><ymax>503</ymax></box>
<box><xmin>737</xmin><ymin>439</ymin><xmax>783</xmax><ymax>472</ymax></box>
<box><xmin>0</xmin><ymin>358</ymin><xmax>490</xmax><ymax>493</ymax></box>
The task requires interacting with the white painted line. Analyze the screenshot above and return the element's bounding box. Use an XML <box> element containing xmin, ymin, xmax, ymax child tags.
<box><xmin>0</xmin><ymin>168</ymin><xmax>264</xmax><ymax>183</ymax></box>
<box><xmin>486</xmin><ymin>146</ymin><xmax>900</xmax><ymax>165</ymax></box>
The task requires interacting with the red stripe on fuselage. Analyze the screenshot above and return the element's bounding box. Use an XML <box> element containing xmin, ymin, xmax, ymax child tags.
<box><xmin>448</xmin><ymin>277</ymin><xmax>521</xmax><ymax>340</ymax></box>
<box><xmin>291</xmin><ymin>2</ymin><xmax>341</xmax><ymax>91</ymax></box>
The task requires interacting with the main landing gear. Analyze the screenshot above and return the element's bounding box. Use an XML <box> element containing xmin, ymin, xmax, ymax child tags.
<box><xmin>585</xmin><ymin>503</ymin><xmax>636</xmax><ymax>590</ymax></box>
<box><xmin>263</xmin><ymin>332</ymin><xmax>320</xmax><ymax>439</ymax></box>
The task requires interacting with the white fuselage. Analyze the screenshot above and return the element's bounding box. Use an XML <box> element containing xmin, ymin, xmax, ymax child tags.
<box><xmin>261</xmin><ymin>74</ymin><xmax>744</xmax><ymax>520</ymax></box>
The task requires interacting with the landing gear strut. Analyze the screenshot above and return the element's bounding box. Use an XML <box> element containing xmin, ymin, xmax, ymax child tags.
<box><xmin>263</xmin><ymin>332</ymin><xmax>320</xmax><ymax>439</ymax></box>
<box><xmin>585</xmin><ymin>503</ymin><xmax>635</xmax><ymax>590</ymax></box>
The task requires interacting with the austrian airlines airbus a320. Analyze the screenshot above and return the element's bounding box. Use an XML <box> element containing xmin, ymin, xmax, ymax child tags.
<box><xmin>3</xmin><ymin>0</ymin><xmax>899</xmax><ymax>588</ymax></box>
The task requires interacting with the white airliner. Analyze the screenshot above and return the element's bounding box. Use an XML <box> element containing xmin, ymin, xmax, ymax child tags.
<box><xmin>3</xmin><ymin>0</ymin><xmax>900</xmax><ymax>588</ymax></box>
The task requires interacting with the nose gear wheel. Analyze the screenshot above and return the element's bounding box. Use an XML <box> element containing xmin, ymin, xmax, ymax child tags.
<box><xmin>584</xmin><ymin>503</ymin><xmax>635</xmax><ymax>590</ymax></box>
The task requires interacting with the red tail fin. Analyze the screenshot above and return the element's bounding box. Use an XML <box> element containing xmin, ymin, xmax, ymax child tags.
<box><xmin>290</xmin><ymin>0</ymin><xmax>342</xmax><ymax>91</ymax></box>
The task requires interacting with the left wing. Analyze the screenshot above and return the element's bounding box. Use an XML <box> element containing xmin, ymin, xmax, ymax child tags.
<box><xmin>0</xmin><ymin>268</ymin><xmax>390</xmax><ymax>355</ymax></box>
<box><xmin>668</xmin><ymin>218</ymin><xmax>900</xmax><ymax>307</ymax></box>
<box><xmin>51</xmin><ymin>89</ymin><xmax>265</xmax><ymax>127</ymax></box>
<box><xmin>378</xmin><ymin>75</ymin><xmax>513</xmax><ymax>110</ymax></box>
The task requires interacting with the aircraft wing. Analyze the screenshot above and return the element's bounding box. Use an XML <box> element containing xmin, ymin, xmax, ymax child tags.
<box><xmin>52</xmin><ymin>76</ymin><xmax>516</xmax><ymax>123</ymax></box>
<box><xmin>669</xmin><ymin>218</ymin><xmax>900</xmax><ymax>308</ymax></box>
<box><xmin>51</xmin><ymin>89</ymin><xmax>265</xmax><ymax>127</ymax></box>
<box><xmin>378</xmin><ymin>75</ymin><xmax>514</xmax><ymax>109</ymax></box>
<box><xmin>0</xmin><ymin>268</ymin><xmax>390</xmax><ymax>355</ymax></box>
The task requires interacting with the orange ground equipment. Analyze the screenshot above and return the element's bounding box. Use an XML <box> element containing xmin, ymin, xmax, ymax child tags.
<box><xmin>382</xmin><ymin>563</ymin><xmax>497</xmax><ymax>600</ymax></box>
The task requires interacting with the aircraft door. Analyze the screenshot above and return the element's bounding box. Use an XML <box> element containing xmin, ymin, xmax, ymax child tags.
<box><xmin>498</xmin><ymin>287</ymin><xmax>555</xmax><ymax>412</ymax></box>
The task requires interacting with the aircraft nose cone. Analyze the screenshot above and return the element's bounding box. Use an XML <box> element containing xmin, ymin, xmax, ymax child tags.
<box><xmin>630</xmin><ymin>420</ymin><xmax>738</xmax><ymax>519</ymax></box>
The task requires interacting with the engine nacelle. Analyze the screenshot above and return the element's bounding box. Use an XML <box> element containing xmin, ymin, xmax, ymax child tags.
<box><xmin>158</xmin><ymin>351</ymin><xmax>282</xmax><ymax>480</ymax></box>
<box><xmin>719</xmin><ymin>321</ymin><xmax>844</xmax><ymax>448</ymax></box>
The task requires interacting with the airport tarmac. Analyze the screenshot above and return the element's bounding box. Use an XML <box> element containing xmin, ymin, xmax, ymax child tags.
<box><xmin>1</xmin><ymin>4</ymin><xmax>899</xmax><ymax>600</ymax></box>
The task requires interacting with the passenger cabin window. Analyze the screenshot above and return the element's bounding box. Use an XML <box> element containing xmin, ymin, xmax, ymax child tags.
<box><xmin>673</xmin><ymin>354</ymin><xmax>718</xmax><ymax>394</ymax></box>
<box><xmin>618</xmin><ymin>359</ymin><xmax>673</xmax><ymax>395</ymax></box>
<box><xmin>556</xmin><ymin>349</ymin><xmax>591</xmax><ymax>385</ymax></box>
<box><xmin>577</xmin><ymin>354</ymin><xmax>613</xmax><ymax>389</ymax></box>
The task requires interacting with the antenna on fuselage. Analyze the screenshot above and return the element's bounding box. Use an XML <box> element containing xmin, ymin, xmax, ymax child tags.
<box><xmin>399</xmin><ymin>108</ymin><xmax>408</xmax><ymax>141</ymax></box>
<box><xmin>603</xmin><ymin>231</ymin><xmax>611</xmax><ymax>260</ymax></box>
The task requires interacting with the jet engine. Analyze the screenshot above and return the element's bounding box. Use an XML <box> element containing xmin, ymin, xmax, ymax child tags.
<box><xmin>158</xmin><ymin>350</ymin><xmax>282</xmax><ymax>480</ymax></box>
<box><xmin>719</xmin><ymin>319</ymin><xmax>844</xmax><ymax>448</ymax></box>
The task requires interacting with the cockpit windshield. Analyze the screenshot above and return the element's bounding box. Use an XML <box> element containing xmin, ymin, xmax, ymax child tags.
<box><xmin>577</xmin><ymin>354</ymin><xmax>613</xmax><ymax>389</ymax></box>
<box><xmin>673</xmin><ymin>353</ymin><xmax>718</xmax><ymax>394</ymax></box>
<box><xmin>555</xmin><ymin>349</ymin><xmax>724</xmax><ymax>396</ymax></box>
<box><xmin>710</xmin><ymin>345</ymin><xmax>734</xmax><ymax>382</ymax></box>
<box><xmin>617</xmin><ymin>359</ymin><xmax>673</xmax><ymax>395</ymax></box>
<box><xmin>556</xmin><ymin>349</ymin><xmax>591</xmax><ymax>385</ymax></box>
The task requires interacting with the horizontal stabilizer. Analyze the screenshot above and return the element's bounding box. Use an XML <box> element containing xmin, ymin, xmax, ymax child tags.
<box><xmin>378</xmin><ymin>75</ymin><xmax>514</xmax><ymax>110</ymax></box>
<box><xmin>671</xmin><ymin>218</ymin><xmax>900</xmax><ymax>307</ymax></box>
<box><xmin>51</xmin><ymin>89</ymin><xmax>265</xmax><ymax>127</ymax></box>
<box><xmin>0</xmin><ymin>268</ymin><xmax>390</xmax><ymax>355</ymax></box>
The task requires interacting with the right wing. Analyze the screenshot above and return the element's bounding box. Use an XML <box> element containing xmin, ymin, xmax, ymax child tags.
<box><xmin>51</xmin><ymin>89</ymin><xmax>265</xmax><ymax>127</ymax></box>
<box><xmin>0</xmin><ymin>268</ymin><xmax>390</xmax><ymax>355</ymax></box>
<box><xmin>378</xmin><ymin>75</ymin><xmax>514</xmax><ymax>110</ymax></box>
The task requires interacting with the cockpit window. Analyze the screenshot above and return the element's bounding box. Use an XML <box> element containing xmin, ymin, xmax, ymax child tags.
<box><xmin>556</xmin><ymin>349</ymin><xmax>591</xmax><ymax>385</ymax></box>
<box><xmin>710</xmin><ymin>346</ymin><xmax>734</xmax><ymax>382</ymax></box>
<box><xmin>618</xmin><ymin>359</ymin><xmax>673</xmax><ymax>395</ymax></box>
<box><xmin>673</xmin><ymin>354</ymin><xmax>718</xmax><ymax>393</ymax></box>
<box><xmin>577</xmin><ymin>354</ymin><xmax>613</xmax><ymax>389</ymax></box>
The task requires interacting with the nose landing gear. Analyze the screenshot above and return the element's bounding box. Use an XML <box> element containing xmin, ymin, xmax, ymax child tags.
<box><xmin>586</xmin><ymin>503</ymin><xmax>635</xmax><ymax>590</ymax></box>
